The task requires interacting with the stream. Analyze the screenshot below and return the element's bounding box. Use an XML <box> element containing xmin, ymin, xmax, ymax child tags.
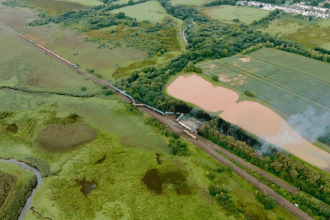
<box><xmin>0</xmin><ymin>159</ymin><xmax>43</xmax><ymax>220</ymax></box>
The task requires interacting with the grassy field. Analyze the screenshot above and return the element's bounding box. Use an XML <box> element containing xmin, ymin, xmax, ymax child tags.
<box><xmin>110</xmin><ymin>1</ymin><xmax>169</xmax><ymax>22</ymax></box>
<box><xmin>257</xmin><ymin>14</ymin><xmax>312</xmax><ymax>37</ymax></box>
<box><xmin>170</xmin><ymin>0</ymin><xmax>214</xmax><ymax>6</ymax></box>
<box><xmin>0</xmin><ymin>29</ymin><xmax>102</xmax><ymax>95</ymax></box>
<box><xmin>202</xmin><ymin>5</ymin><xmax>270</xmax><ymax>25</ymax></box>
<box><xmin>283</xmin><ymin>18</ymin><xmax>330</xmax><ymax>49</ymax></box>
<box><xmin>26</xmin><ymin>0</ymin><xmax>85</xmax><ymax>15</ymax></box>
<box><xmin>0</xmin><ymin>1</ymin><xmax>148</xmax><ymax>79</ymax></box>
<box><xmin>198</xmin><ymin>47</ymin><xmax>330</xmax><ymax>117</ymax></box>
<box><xmin>61</xmin><ymin>0</ymin><xmax>102</xmax><ymax>6</ymax></box>
<box><xmin>0</xmin><ymin>162</ymin><xmax>36</xmax><ymax>220</ymax></box>
<box><xmin>0</xmin><ymin>89</ymin><xmax>296</xmax><ymax>220</ymax></box>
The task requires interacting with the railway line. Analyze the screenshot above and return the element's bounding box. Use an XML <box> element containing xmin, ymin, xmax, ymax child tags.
<box><xmin>0</xmin><ymin>23</ymin><xmax>313</xmax><ymax>220</ymax></box>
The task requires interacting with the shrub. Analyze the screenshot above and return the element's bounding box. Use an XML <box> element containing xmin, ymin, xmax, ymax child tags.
<box><xmin>81</xmin><ymin>87</ymin><xmax>87</xmax><ymax>91</ymax></box>
<box><xmin>212</xmin><ymin>75</ymin><xmax>219</xmax><ymax>81</ymax></box>
<box><xmin>244</xmin><ymin>90</ymin><xmax>256</xmax><ymax>97</ymax></box>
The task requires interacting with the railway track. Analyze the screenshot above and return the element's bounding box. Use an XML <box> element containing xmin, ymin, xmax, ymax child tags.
<box><xmin>0</xmin><ymin>23</ymin><xmax>313</xmax><ymax>220</ymax></box>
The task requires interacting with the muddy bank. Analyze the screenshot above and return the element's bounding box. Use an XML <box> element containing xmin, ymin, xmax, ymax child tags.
<box><xmin>0</xmin><ymin>159</ymin><xmax>43</xmax><ymax>220</ymax></box>
<box><xmin>167</xmin><ymin>74</ymin><xmax>330</xmax><ymax>170</ymax></box>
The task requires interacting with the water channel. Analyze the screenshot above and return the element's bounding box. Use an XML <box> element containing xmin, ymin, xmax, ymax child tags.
<box><xmin>0</xmin><ymin>159</ymin><xmax>43</xmax><ymax>220</ymax></box>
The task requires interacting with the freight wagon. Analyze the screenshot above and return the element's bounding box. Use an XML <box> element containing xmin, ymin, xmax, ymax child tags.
<box><xmin>183</xmin><ymin>130</ymin><xmax>198</xmax><ymax>140</ymax></box>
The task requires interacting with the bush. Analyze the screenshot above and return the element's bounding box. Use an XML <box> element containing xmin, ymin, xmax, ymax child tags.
<box><xmin>212</xmin><ymin>75</ymin><xmax>219</xmax><ymax>81</ymax></box>
<box><xmin>81</xmin><ymin>87</ymin><xmax>87</xmax><ymax>91</ymax></box>
<box><xmin>168</xmin><ymin>140</ymin><xmax>190</xmax><ymax>156</ymax></box>
<box><xmin>244</xmin><ymin>90</ymin><xmax>256</xmax><ymax>97</ymax></box>
<box><xmin>104</xmin><ymin>90</ymin><xmax>115</xmax><ymax>96</ymax></box>
<box><xmin>116</xmin><ymin>12</ymin><xmax>126</xmax><ymax>19</ymax></box>
<box><xmin>256</xmin><ymin>192</ymin><xmax>277</xmax><ymax>210</ymax></box>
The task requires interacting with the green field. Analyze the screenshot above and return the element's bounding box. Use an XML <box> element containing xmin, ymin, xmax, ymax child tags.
<box><xmin>0</xmin><ymin>29</ymin><xmax>102</xmax><ymax>95</ymax></box>
<box><xmin>0</xmin><ymin>88</ymin><xmax>296</xmax><ymax>220</ymax></box>
<box><xmin>170</xmin><ymin>0</ymin><xmax>214</xmax><ymax>6</ymax></box>
<box><xmin>283</xmin><ymin>19</ymin><xmax>330</xmax><ymax>50</ymax></box>
<box><xmin>110</xmin><ymin>1</ymin><xmax>169</xmax><ymax>22</ymax></box>
<box><xmin>257</xmin><ymin>14</ymin><xmax>312</xmax><ymax>37</ymax></box>
<box><xmin>198</xmin><ymin>47</ymin><xmax>330</xmax><ymax>117</ymax></box>
<box><xmin>26</xmin><ymin>0</ymin><xmax>86</xmax><ymax>15</ymax></box>
<box><xmin>0</xmin><ymin>162</ymin><xmax>36</xmax><ymax>220</ymax></box>
<box><xmin>202</xmin><ymin>5</ymin><xmax>270</xmax><ymax>25</ymax></box>
<box><xmin>61</xmin><ymin>0</ymin><xmax>102</xmax><ymax>6</ymax></box>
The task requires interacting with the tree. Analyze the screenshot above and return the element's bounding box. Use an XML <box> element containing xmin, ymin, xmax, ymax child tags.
<box><xmin>324</xmin><ymin>3</ymin><xmax>330</xmax><ymax>8</ymax></box>
<box><xmin>81</xmin><ymin>87</ymin><xmax>87</xmax><ymax>91</ymax></box>
<box><xmin>116</xmin><ymin>12</ymin><xmax>126</xmax><ymax>19</ymax></box>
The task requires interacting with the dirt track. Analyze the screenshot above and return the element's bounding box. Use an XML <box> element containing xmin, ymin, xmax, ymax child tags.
<box><xmin>0</xmin><ymin>23</ymin><xmax>312</xmax><ymax>220</ymax></box>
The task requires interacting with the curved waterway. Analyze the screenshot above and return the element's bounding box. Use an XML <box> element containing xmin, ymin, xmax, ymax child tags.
<box><xmin>0</xmin><ymin>159</ymin><xmax>43</xmax><ymax>220</ymax></box>
<box><xmin>167</xmin><ymin>74</ymin><xmax>330</xmax><ymax>171</ymax></box>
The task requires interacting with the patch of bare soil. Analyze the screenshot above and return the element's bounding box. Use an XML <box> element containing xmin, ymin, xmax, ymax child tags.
<box><xmin>78</xmin><ymin>178</ymin><xmax>97</xmax><ymax>197</ymax></box>
<box><xmin>142</xmin><ymin>169</ymin><xmax>163</xmax><ymax>194</ymax></box>
<box><xmin>37</xmin><ymin>125</ymin><xmax>96</xmax><ymax>152</ymax></box>
<box><xmin>6</xmin><ymin>124</ymin><xmax>18</xmax><ymax>133</ymax></box>
<box><xmin>239</xmin><ymin>57</ymin><xmax>250</xmax><ymax>62</ymax></box>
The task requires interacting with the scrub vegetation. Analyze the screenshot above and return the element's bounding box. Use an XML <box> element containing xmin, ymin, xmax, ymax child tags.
<box><xmin>0</xmin><ymin>162</ymin><xmax>36</xmax><ymax>220</ymax></box>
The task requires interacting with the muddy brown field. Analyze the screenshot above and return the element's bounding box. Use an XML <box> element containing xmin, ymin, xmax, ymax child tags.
<box><xmin>37</xmin><ymin>125</ymin><xmax>96</xmax><ymax>152</ymax></box>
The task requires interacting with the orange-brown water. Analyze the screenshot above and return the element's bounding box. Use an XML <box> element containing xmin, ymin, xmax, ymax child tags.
<box><xmin>167</xmin><ymin>74</ymin><xmax>330</xmax><ymax>170</ymax></box>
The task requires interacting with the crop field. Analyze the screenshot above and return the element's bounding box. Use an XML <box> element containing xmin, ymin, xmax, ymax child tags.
<box><xmin>0</xmin><ymin>29</ymin><xmax>102</xmax><ymax>95</ymax></box>
<box><xmin>202</xmin><ymin>5</ymin><xmax>269</xmax><ymax>25</ymax></box>
<box><xmin>198</xmin><ymin>47</ymin><xmax>330</xmax><ymax>117</ymax></box>
<box><xmin>170</xmin><ymin>0</ymin><xmax>214</xmax><ymax>6</ymax></box>
<box><xmin>283</xmin><ymin>19</ymin><xmax>330</xmax><ymax>50</ymax></box>
<box><xmin>0</xmin><ymin>162</ymin><xmax>36</xmax><ymax>220</ymax></box>
<box><xmin>257</xmin><ymin>14</ymin><xmax>312</xmax><ymax>37</ymax></box>
<box><xmin>26</xmin><ymin>0</ymin><xmax>85</xmax><ymax>15</ymax></box>
<box><xmin>0</xmin><ymin>89</ymin><xmax>295</xmax><ymax>219</ymax></box>
<box><xmin>110</xmin><ymin>1</ymin><xmax>169</xmax><ymax>22</ymax></box>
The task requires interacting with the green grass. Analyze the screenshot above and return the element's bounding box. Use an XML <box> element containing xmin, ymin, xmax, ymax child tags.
<box><xmin>0</xmin><ymin>29</ymin><xmax>102</xmax><ymax>95</ymax></box>
<box><xmin>170</xmin><ymin>0</ymin><xmax>214</xmax><ymax>6</ymax></box>
<box><xmin>0</xmin><ymin>89</ymin><xmax>296</xmax><ymax>220</ymax></box>
<box><xmin>110</xmin><ymin>1</ymin><xmax>170</xmax><ymax>22</ymax></box>
<box><xmin>61</xmin><ymin>0</ymin><xmax>102</xmax><ymax>6</ymax></box>
<box><xmin>198</xmin><ymin>48</ymin><xmax>330</xmax><ymax>117</ymax></box>
<box><xmin>0</xmin><ymin>161</ymin><xmax>36</xmax><ymax>220</ymax></box>
<box><xmin>283</xmin><ymin>18</ymin><xmax>330</xmax><ymax>49</ymax></box>
<box><xmin>26</xmin><ymin>0</ymin><xmax>85</xmax><ymax>15</ymax></box>
<box><xmin>202</xmin><ymin>5</ymin><xmax>270</xmax><ymax>25</ymax></box>
<box><xmin>257</xmin><ymin>14</ymin><xmax>312</xmax><ymax>37</ymax></box>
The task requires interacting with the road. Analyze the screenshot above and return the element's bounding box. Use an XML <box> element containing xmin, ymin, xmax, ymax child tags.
<box><xmin>0</xmin><ymin>23</ymin><xmax>312</xmax><ymax>220</ymax></box>
<box><xmin>182</xmin><ymin>29</ymin><xmax>188</xmax><ymax>45</ymax></box>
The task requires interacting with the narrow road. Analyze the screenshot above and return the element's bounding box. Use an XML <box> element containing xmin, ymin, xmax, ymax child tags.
<box><xmin>0</xmin><ymin>23</ymin><xmax>312</xmax><ymax>220</ymax></box>
<box><xmin>182</xmin><ymin>29</ymin><xmax>188</xmax><ymax>45</ymax></box>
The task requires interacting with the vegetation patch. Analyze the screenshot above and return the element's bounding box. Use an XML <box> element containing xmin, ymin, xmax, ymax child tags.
<box><xmin>0</xmin><ymin>162</ymin><xmax>36</xmax><ymax>220</ymax></box>
<box><xmin>26</xmin><ymin>0</ymin><xmax>85</xmax><ymax>15</ymax></box>
<box><xmin>142</xmin><ymin>169</ymin><xmax>163</xmax><ymax>194</ymax></box>
<box><xmin>37</xmin><ymin>124</ymin><xmax>97</xmax><ymax>152</ymax></box>
<box><xmin>5</xmin><ymin>123</ymin><xmax>18</xmax><ymax>133</ymax></box>
<box><xmin>170</xmin><ymin>0</ymin><xmax>214</xmax><ymax>6</ymax></box>
<box><xmin>284</xmin><ymin>19</ymin><xmax>330</xmax><ymax>50</ymax></box>
<box><xmin>78</xmin><ymin>178</ymin><xmax>97</xmax><ymax>197</ymax></box>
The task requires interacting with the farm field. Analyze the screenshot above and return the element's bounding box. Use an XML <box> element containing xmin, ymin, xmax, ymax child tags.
<box><xmin>170</xmin><ymin>0</ymin><xmax>214</xmax><ymax>6</ymax></box>
<box><xmin>198</xmin><ymin>47</ymin><xmax>330</xmax><ymax>117</ymax></box>
<box><xmin>61</xmin><ymin>0</ymin><xmax>103</xmax><ymax>6</ymax></box>
<box><xmin>0</xmin><ymin>29</ymin><xmax>102</xmax><ymax>95</ymax></box>
<box><xmin>257</xmin><ymin>14</ymin><xmax>312</xmax><ymax>37</ymax></box>
<box><xmin>26</xmin><ymin>0</ymin><xmax>85</xmax><ymax>15</ymax></box>
<box><xmin>202</xmin><ymin>5</ymin><xmax>269</xmax><ymax>25</ymax></box>
<box><xmin>110</xmin><ymin>1</ymin><xmax>169</xmax><ymax>22</ymax></box>
<box><xmin>0</xmin><ymin>161</ymin><xmax>36</xmax><ymax>220</ymax></box>
<box><xmin>0</xmin><ymin>89</ymin><xmax>295</xmax><ymax>220</ymax></box>
<box><xmin>0</xmin><ymin>3</ymin><xmax>148</xmax><ymax>79</ymax></box>
<box><xmin>283</xmin><ymin>18</ymin><xmax>330</xmax><ymax>49</ymax></box>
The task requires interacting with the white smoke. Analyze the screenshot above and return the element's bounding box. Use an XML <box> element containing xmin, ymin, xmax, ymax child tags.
<box><xmin>287</xmin><ymin>107</ymin><xmax>330</xmax><ymax>143</ymax></box>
